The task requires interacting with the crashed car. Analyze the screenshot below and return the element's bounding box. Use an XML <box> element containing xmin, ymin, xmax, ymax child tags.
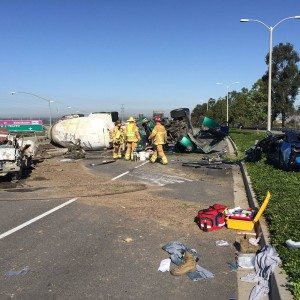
<box><xmin>0</xmin><ymin>128</ymin><xmax>37</xmax><ymax>180</ymax></box>
<box><xmin>164</xmin><ymin>108</ymin><xmax>229</xmax><ymax>153</ymax></box>
<box><xmin>0</xmin><ymin>129</ymin><xmax>23</xmax><ymax>180</ymax></box>
<box><xmin>137</xmin><ymin>108</ymin><xmax>228</xmax><ymax>154</ymax></box>
<box><xmin>245</xmin><ymin>130</ymin><xmax>300</xmax><ymax>171</ymax></box>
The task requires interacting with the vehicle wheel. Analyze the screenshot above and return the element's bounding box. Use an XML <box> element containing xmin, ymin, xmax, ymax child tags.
<box><xmin>170</xmin><ymin>108</ymin><xmax>190</xmax><ymax>119</ymax></box>
<box><xmin>11</xmin><ymin>171</ymin><xmax>21</xmax><ymax>182</ymax></box>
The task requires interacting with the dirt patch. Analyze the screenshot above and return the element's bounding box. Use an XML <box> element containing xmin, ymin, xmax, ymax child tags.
<box><xmin>17</xmin><ymin>156</ymin><xmax>195</xmax><ymax>234</ymax></box>
<box><xmin>30</xmin><ymin>176</ymin><xmax>48</xmax><ymax>181</ymax></box>
<box><xmin>18</xmin><ymin>153</ymin><xmax>235</xmax><ymax>239</ymax></box>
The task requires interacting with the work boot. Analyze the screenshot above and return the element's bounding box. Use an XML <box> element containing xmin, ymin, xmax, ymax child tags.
<box><xmin>170</xmin><ymin>252</ymin><xmax>196</xmax><ymax>276</ymax></box>
<box><xmin>150</xmin><ymin>154</ymin><xmax>157</xmax><ymax>163</ymax></box>
<box><xmin>162</xmin><ymin>156</ymin><xmax>168</xmax><ymax>165</ymax></box>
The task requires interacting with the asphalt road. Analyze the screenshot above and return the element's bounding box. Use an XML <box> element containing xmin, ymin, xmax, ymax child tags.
<box><xmin>0</xmin><ymin>141</ymin><xmax>239</xmax><ymax>299</ymax></box>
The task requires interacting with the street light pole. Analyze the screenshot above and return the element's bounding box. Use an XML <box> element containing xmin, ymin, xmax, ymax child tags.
<box><xmin>121</xmin><ymin>104</ymin><xmax>125</xmax><ymax>123</ymax></box>
<box><xmin>240</xmin><ymin>16</ymin><xmax>300</xmax><ymax>131</ymax></box>
<box><xmin>216</xmin><ymin>82</ymin><xmax>239</xmax><ymax>125</ymax></box>
<box><xmin>267</xmin><ymin>27</ymin><xmax>273</xmax><ymax>132</ymax></box>
<box><xmin>11</xmin><ymin>91</ymin><xmax>56</xmax><ymax>127</ymax></box>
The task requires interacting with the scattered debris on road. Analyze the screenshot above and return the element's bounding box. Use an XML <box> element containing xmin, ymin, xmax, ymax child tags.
<box><xmin>123</xmin><ymin>237</ymin><xmax>134</xmax><ymax>243</ymax></box>
<box><xmin>5</xmin><ymin>266</ymin><xmax>30</xmax><ymax>277</ymax></box>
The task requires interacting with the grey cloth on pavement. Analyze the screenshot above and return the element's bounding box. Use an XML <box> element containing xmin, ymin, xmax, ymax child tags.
<box><xmin>187</xmin><ymin>265</ymin><xmax>214</xmax><ymax>281</ymax></box>
<box><xmin>240</xmin><ymin>245</ymin><xmax>281</xmax><ymax>300</ymax></box>
<box><xmin>249</xmin><ymin>280</ymin><xmax>269</xmax><ymax>300</ymax></box>
<box><xmin>162</xmin><ymin>241</ymin><xmax>214</xmax><ymax>281</ymax></box>
<box><xmin>5</xmin><ymin>266</ymin><xmax>30</xmax><ymax>277</ymax></box>
<box><xmin>162</xmin><ymin>241</ymin><xmax>187</xmax><ymax>259</ymax></box>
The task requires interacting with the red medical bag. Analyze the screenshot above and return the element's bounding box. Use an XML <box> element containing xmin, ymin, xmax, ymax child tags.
<box><xmin>195</xmin><ymin>204</ymin><xmax>227</xmax><ymax>232</ymax></box>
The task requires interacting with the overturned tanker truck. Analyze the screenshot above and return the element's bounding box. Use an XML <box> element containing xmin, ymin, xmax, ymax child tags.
<box><xmin>49</xmin><ymin>112</ymin><xmax>118</xmax><ymax>150</ymax></box>
<box><xmin>163</xmin><ymin>108</ymin><xmax>229</xmax><ymax>153</ymax></box>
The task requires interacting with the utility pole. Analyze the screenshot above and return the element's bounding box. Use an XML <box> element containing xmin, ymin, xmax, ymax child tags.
<box><xmin>121</xmin><ymin>104</ymin><xmax>124</xmax><ymax>122</ymax></box>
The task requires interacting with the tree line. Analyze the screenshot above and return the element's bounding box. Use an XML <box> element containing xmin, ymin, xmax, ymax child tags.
<box><xmin>191</xmin><ymin>43</ymin><xmax>300</xmax><ymax>128</ymax></box>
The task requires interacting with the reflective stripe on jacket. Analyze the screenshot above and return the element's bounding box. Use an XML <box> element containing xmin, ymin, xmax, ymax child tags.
<box><xmin>125</xmin><ymin>123</ymin><xmax>140</xmax><ymax>142</ymax></box>
<box><xmin>112</xmin><ymin>126</ymin><xmax>124</xmax><ymax>142</ymax></box>
<box><xmin>149</xmin><ymin>124</ymin><xmax>167</xmax><ymax>145</ymax></box>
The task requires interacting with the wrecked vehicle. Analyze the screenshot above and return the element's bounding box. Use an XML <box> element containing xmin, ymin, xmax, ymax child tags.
<box><xmin>245</xmin><ymin>130</ymin><xmax>300</xmax><ymax>171</ymax></box>
<box><xmin>0</xmin><ymin>129</ymin><xmax>37</xmax><ymax>180</ymax></box>
<box><xmin>0</xmin><ymin>129</ymin><xmax>21</xmax><ymax>180</ymax></box>
<box><xmin>136</xmin><ymin>108</ymin><xmax>228</xmax><ymax>154</ymax></box>
<box><xmin>50</xmin><ymin>112</ymin><xmax>118</xmax><ymax>150</ymax></box>
<box><xmin>164</xmin><ymin>108</ymin><xmax>229</xmax><ymax>153</ymax></box>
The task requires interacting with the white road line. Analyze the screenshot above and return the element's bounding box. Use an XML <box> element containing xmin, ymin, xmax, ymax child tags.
<box><xmin>0</xmin><ymin>198</ymin><xmax>78</xmax><ymax>240</ymax></box>
<box><xmin>134</xmin><ymin>161</ymin><xmax>149</xmax><ymax>169</ymax></box>
<box><xmin>111</xmin><ymin>161</ymin><xmax>149</xmax><ymax>181</ymax></box>
<box><xmin>111</xmin><ymin>171</ymin><xmax>129</xmax><ymax>181</ymax></box>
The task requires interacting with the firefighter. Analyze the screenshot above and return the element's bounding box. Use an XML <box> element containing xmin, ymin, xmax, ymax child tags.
<box><xmin>149</xmin><ymin>116</ymin><xmax>168</xmax><ymax>165</ymax></box>
<box><xmin>111</xmin><ymin>120</ymin><xmax>124</xmax><ymax>159</ymax></box>
<box><xmin>124</xmin><ymin>116</ymin><xmax>140</xmax><ymax>161</ymax></box>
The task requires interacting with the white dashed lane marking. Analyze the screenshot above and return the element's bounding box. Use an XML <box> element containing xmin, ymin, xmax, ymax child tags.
<box><xmin>0</xmin><ymin>198</ymin><xmax>78</xmax><ymax>240</ymax></box>
<box><xmin>128</xmin><ymin>170</ymin><xmax>193</xmax><ymax>186</ymax></box>
<box><xmin>110</xmin><ymin>160</ymin><xmax>192</xmax><ymax>186</ymax></box>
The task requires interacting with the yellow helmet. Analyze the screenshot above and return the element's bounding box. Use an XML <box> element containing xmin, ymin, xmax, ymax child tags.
<box><xmin>127</xmin><ymin>116</ymin><xmax>135</xmax><ymax>122</ymax></box>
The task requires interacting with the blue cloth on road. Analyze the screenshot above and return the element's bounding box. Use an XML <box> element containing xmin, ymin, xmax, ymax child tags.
<box><xmin>162</xmin><ymin>241</ymin><xmax>214</xmax><ymax>281</ymax></box>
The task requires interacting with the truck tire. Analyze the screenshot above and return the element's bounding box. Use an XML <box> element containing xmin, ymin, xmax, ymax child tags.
<box><xmin>11</xmin><ymin>170</ymin><xmax>21</xmax><ymax>182</ymax></box>
<box><xmin>170</xmin><ymin>108</ymin><xmax>190</xmax><ymax>119</ymax></box>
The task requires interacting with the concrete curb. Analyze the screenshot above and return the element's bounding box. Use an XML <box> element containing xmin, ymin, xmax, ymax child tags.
<box><xmin>238</xmin><ymin>161</ymin><xmax>292</xmax><ymax>300</ymax></box>
<box><xmin>226</xmin><ymin>137</ymin><xmax>293</xmax><ymax>300</ymax></box>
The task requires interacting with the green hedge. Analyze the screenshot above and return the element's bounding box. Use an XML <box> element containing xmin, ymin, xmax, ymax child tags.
<box><xmin>230</xmin><ymin>129</ymin><xmax>300</xmax><ymax>299</ymax></box>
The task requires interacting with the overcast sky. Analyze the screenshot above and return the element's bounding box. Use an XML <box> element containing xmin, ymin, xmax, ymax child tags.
<box><xmin>0</xmin><ymin>0</ymin><xmax>300</xmax><ymax>118</ymax></box>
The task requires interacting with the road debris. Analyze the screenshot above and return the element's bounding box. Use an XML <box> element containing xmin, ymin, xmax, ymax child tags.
<box><xmin>5</xmin><ymin>266</ymin><xmax>30</xmax><ymax>277</ymax></box>
<box><xmin>215</xmin><ymin>240</ymin><xmax>230</xmax><ymax>246</ymax></box>
<box><xmin>237</xmin><ymin>253</ymin><xmax>255</xmax><ymax>269</ymax></box>
<box><xmin>124</xmin><ymin>237</ymin><xmax>134</xmax><ymax>243</ymax></box>
<box><xmin>90</xmin><ymin>160</ymin><xmax>116</xmax><ymax>166</ymax></box>
<box><xmin>285</xmin><ymin>239</ymin><xmax>300</xmax><ymax>249</ymax></box>
<box><xmin>158</xmin><ymin>258</ymin><xmax>171</xmax><ymax>272</ymax></box>
<box><xmin>162</xmin><ymin>241</ymin><xmax>214</xmax><ymax>281</ymax></box>
<box><xmin>240</xmin><ymin>246</ymin><xmax>281</xmax><ymax>300</ymax></box>
<box><xmin>245</xmin><ymin>130</ymin><xmax>300</xmax><ymax>171</ymax></box>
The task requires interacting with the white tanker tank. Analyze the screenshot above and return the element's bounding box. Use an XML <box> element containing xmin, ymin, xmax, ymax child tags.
<box><xmin>49</xmin><ymin>112</ymin><xmax>118</xmax><ymax>150</ymax></box>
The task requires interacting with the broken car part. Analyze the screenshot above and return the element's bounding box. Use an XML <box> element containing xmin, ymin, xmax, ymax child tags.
<box><xmin>245</xmin><ymin>130</ymin><xmax>300</xmax><ymax>171</ymax></box>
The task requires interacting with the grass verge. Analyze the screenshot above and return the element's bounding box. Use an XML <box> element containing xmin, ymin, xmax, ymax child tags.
<box><xmin>230</xmin><ymin>129</ymin><xmax>300</xmax><ymax>299</ymax></box>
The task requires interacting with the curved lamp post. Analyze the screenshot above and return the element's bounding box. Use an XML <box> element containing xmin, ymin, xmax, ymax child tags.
<box><xmin>240</xmin><ymin>16</ymin><xmax>300</xmax><ymax>131</ymax></box>
<box><xmin>11</xmin><ymin>91</ymin><xmax>55</xmax><ymax>127</ymax></box>
<box><xmin>216</xmin><ymin>81</ymin><xmax>239</xmax><ymax>124</ymax></box>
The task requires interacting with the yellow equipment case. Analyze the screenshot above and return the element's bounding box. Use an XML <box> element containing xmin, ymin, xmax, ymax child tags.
<box><xmin>225</xmin><ymin>191</ymin><xmax>271</xmax><ymax>231</ymax></box>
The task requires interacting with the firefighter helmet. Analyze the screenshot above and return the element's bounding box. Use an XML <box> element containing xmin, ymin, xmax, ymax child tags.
<box><xmin>127</xmin><ymin>116</ymin><xmax>135</xmax><ymax>122</ymax></box>
<box><xmin>154</xmin><ymin>116</ymin><xmax>161</xmax><ymax>123</ymax></box>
